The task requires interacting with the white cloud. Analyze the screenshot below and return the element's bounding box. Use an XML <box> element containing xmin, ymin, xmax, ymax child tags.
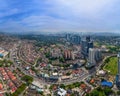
<box><xmin>44</xmin><ymin>0</ymin><xmax>115</xmax><ymax>18</ymax></box>
<box><xmin>0</xmin><ymin>0</ymin><xmax>120</xmax><ymax>33</ymax></box>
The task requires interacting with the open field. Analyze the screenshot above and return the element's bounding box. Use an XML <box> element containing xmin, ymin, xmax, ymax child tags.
<box><xmin>104</xmin><ymin>57</ymin><xmax>117</xmax><ymax>75</ymax></box>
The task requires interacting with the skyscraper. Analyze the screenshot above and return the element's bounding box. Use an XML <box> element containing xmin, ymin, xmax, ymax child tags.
<box><xmin>88</xmin><ymin>48</ymin><xmax>96</xmax><ymax>67</ymax></box>
<box><xmin>118</xmin><ymin>52</ymin><xmax>120</xmax><ymax>75</ymax></box>
<box><xmin>95</xmin><ymin>49</ymin><xmax>102</xmax><ymax>61</ymax></box>
<box><xmin>86</xmin><ymin>36</ymin><xmax>90</xmax><ymax>42</ymax></box>
<box><xmin>81</xmin><ymin>36</ymin><xmax>93</xmax><ymax>58</ymax></box>
<box><xmin>71</xmin><ymin>35</ymin><xmax>81</xmax><ymax>44</ymax></box>
<box><xmin>116</xmin><ymin>52</ymin><xmax>120</xmax><ymax>88</ymax></box>
<box><xmin>86</xmin><ymin>48</ymin><xmax>102</xmax><ymax>68</ymax></box>
<box><xmin>66</xmin><ymin>34</ymin><xmax>71</xmax><ymax>41</ymax></box>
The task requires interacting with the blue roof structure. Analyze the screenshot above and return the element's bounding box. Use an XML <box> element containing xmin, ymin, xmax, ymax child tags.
<box><xmin>101</xmin><ymin>80</ymin><xmax>113</xmax><ymax>87</ymax></box>
<box><xmin>0</xmin><ymin>54</ymin><xmax>3</xmax><ymax>57</ymax></box>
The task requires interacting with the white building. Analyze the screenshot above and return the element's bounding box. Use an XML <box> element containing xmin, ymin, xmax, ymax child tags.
<box><xmin>0</xmin><ymin>47</ymin><xmax>9</xmax><ymax>59</ymax></box>
<box><xmin>88</xmin><ymin>48</ymin><xmax>96</xmax><ymax>66</ymax></box>
<box><xmin>71</xmin><ymin>51</ymin><xmax>75</xmax><ymax>60</ymax></box>
<box><xmin>87</xmin><ymin>48</ymin><xmax>101</xmax><ymax>67</ymax></box>
<box><xmin>57</xmin><ymin>88</ymin><xmax>67</xmax><ymax>96</ymax></box>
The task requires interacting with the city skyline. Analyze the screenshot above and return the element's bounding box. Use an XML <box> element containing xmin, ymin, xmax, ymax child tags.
<box><xmin>0</xmin><ymin>0</ymin><xmax>120</xmax><ymax>33</ymax></box>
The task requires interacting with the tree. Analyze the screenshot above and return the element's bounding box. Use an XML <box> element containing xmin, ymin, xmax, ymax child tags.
<box><xmin>45</xmin><ymin>52</ymin><xmax>50</xmax><ymax>58</ymax></box>
<box><xmin>59</xmin><ymin>57</ymin><xmax>65</xmax><ymax>63</ymax></box>
<box><xmin>66</xmin><ymin>72</ymin><xmax>71</xmax><ymax>76</ymax></box>
<box><xmin>21</xmin><ymin>75</ymin><xmax>33</xmax><ymax>85</ymax></box>
<box><xmin>117</xmin><ymin>91</ymin><xmax>120</xmax><ymax>95</ymax></box>
<box><xmin>90</xmin><ymin>90</ymin><xmax>99</xmax><ymax>96</ymax></box>
<box><xmin>12</xmin><ymin>84</ymin><xmax>26</xmax><ymax>96</ymax></box>
<box><xmin>104</xmin><ymin>88</ymin><xmax>113</xmax><ymax>96</ymax></box>
<box><xmin>60</xmin><ymin>84</ymin><xmax>65</xmax><ymax>89</ymax></box>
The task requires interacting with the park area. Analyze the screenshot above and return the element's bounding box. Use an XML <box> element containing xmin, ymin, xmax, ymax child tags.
<box><xmin>103</xmin><ymin>56</ymin><xmax>118</xmax><ymax>75</ymax></box>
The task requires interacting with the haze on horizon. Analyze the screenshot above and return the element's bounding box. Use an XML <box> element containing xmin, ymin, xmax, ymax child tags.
<box><xmin>0</xmin><ymin>0</ymin><xmax>120</xmax><ymax>33</ymax></box>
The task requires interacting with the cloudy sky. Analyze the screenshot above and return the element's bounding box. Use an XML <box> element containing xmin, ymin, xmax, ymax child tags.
<box><xmin>0</xmin><ymin>0</ymin><xmax>120</xmax><ymax>33</ymax></box>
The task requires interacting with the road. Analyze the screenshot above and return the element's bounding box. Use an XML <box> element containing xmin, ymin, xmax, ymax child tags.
<box><xmin>9</xmin><ymin>42</ymin><xmax>46</xmax><ymax>88</ymax></box>
<box><xmin>9</xmin><ymin>41</ymin><xmax>117</xmax><ymax>87</ymax></box>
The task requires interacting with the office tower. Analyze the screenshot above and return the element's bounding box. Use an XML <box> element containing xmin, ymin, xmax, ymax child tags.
<box><xmin>71</xmin><ymin>35</ymin><xmax>81</xmax><ymax>44</ymax></box>
<box><xmin>81</xmin><ymin>36</ymin><xmax>93</xmax><ymax>58</ymax></box>
<box><xmin>87</xmin><ymin>48</ymin><xmax>102</xmax><ymax>68</ymax></box>
<box><xmin>118</xmin><ymin>52</ymin><xmax>120</xmax><ymax>75</ymax></box>
<box><xmin>66</xmin><ymin>34</ymin><xmax>71</xmax><ymax>41</ymax></box>
<box><xmin>74</xmin><ymin>35</ymin><xmax>81</xmax><ymax>44</ymax></box>
<box><xmin>116</xmin><ymin>52</ymin><xmax>120</xmax><ymax>88</ymax></box>
<box><xmin>86</xmin><ymin>36</ymin><xmax>90</xmax><ymax>42</ymax></box>
<box><xmin>81</xmin><ymin>40</ymin><xmax>88</xmax><ymax>57</ymax></box>
<box><xmin>88</xmin><ymin>48</ymin><xmax>96</xmax><ymax>66</ymax></box>
<box><xmin>95</xmin><ymin>49</ymin><xmax>102</xmax><ymax>61</ymax></box>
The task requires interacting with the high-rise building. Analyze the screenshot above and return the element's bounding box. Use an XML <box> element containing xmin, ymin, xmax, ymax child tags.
<box><xmin>116</xmin><ymin>52</ymin><xmax>120</xmax><ymax>88</ymax></box>
<box><xmin>64</xmin><ymin>50</ymin><xmax>68</xmax><ymax>59</ymax></box>
<box><xmin>81</xmin><ymin>36</ymin><xmax>93</xmax><ymax>58</ymax></box>
<box><xmin>86</xmin><ymin>48</ymin><xmax>101</xmax><ymax>68</ymax></box>
<box><xmin>118</xmin><ymin>53</ymin><xmax>120</xmax><ymax>75</ymax></box>
<box><xmin>71</xmin><ymin>35</ymin><xmax>81</xmax><ymax>44</ymax></box>
<box><xmin>86</xmin><ymin>36</ymin><xmax>90</xmax><ymax>42</ymax></box>
<box><xmin>66</xmin><ymin>34</ymin><xmax>71</xmax><ymax>41</ymax></box>
<box><xmin>64</xmin><ymin>50</ymin><xmax>75</xmax><ymax>60</ymax></box>
<box><xmin>71</xmin><ymin>51</ymin><xmax>75</xmax><ymax>60</ymax></box>
<box><xmin>67</xmin><ymin>50</ymin><xmax>71</xmax><ymax>59</ymax></box>
<box><xmin>88</xmin><ymin>48</ymin><xmax>96</xmax><ymax>67</ymax></box>
<box><xmin>95</xmin><ymin>49</ymin><xmax>102</xmax><ymax>61</ymax></box>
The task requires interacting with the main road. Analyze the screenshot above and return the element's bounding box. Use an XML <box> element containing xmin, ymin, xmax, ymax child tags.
<box><xmin>9</xmin><ymin>41</ymin><xmax>117</xmax><ymax>87</ymax></box>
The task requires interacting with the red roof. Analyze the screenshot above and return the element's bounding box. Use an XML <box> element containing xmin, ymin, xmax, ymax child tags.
<box><xmin>8</xmin><ymin>82</ymin><xmax>14</xmax><ymax>87</ymax></box>
<box><xmin>0</xmin><ymin>83</ymin><xmax>3</xmax><ymax>90</ymax></box>
<box><xmin>10</xmin><ymin>76</ymin><xmax>16</xmax><ymax>81</ymax></box>
<box><xmin>0</xmin><ymin>94</ymin><xmax>3</xmax><ymax>96</ymax></box>
<box><xmin>72</xmin><ymin>70</ymin><xmax>79</xmax><ymax>74</ymax></box>
<box><xmin>41</xmin><ymin>63</ymin><xmax>47</xmax><ymax>67</ymax></box>
<box><xmin>80</xmin><ymin>84</ymin><xmax>86</xmax><ymax>89</ymax></box>
<box><xmin>12</xmin><ymin>87</ymin><xmax>17</xmax><ymax>92</ymax></box>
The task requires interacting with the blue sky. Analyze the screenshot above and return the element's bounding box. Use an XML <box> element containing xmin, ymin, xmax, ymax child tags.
<box><xmin>0</xmin><ymin>0</ymin><xmax>120</xmax><ymax>33</ymax></box>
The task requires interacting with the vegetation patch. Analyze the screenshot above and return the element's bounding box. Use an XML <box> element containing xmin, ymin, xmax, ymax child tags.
<box><xmin>21</xmin><ymin>75</ymin><xmax>33</xmax><ymax>85</ymax></box>
<box><xmin>103</xmin><ymin>57</ymin><xmax>117</xmax><ymax>75</ymax></box>
<box><xmin>12</xmin><ymin>83</ymin><xmax>26</xmax><ymax>96</ymax></box>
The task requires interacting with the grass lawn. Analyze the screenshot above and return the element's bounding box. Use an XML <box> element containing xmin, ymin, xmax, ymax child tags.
<box><xmin>104</xmin><ymin>57</ymin><xmax>118</xmax><ymax>75</ymax></box>
<box><xmin>94</xmin><ymin>42</ymin><xmax>101</xmax><ymax>47</ymax></box>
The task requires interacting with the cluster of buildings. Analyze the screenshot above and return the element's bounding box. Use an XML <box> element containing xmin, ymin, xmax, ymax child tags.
<box><xmin>50</xmin><ymin>48</ymin><xmax>62</xmax><ymax>58</ymax></box>
<box><xmin>66</xmin><ymin>34</ymin><xmax>81</xmax><ymax>44</ymax></box>
<box><xmin>38</xmin><ymin>63</ymin><xmax>86</xmax><ymax>84</ymax></box>
<box><xmin>29</xmin><ymin>80</ymin><xmax>44</xmax><ymax>93</ymax></box>
<box><xmin>64</xmin><ymin>50</ymin><xmax>75</xmax><ymax>60</ymax></box>
<box><xmin>81</xmin><ymin>36</ymin><xmax>93</xmax><ymax>58</ymax></box>
<box><xmin>20</xmin><ymin>42</ymin><xmax>40</xmax><ymax>64</ymax></box>
<box><xmin>81</xmin><ymin>36</ymin><xmax>102</xmax><ymax>68</ymax></box>
<box><xmin>0</xmin><ymin>47</ymin><xmax>8</xmax><ymax>59</ymax></box>
<box><xmin>0</xmin><ymin>67</ymin><xmax>22</xmax><ymax>93</ymax></box>
<box><xmin>51</xmin><ymin>82</ymin><xmax>91</xmax><ymax>96</ymax></box>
